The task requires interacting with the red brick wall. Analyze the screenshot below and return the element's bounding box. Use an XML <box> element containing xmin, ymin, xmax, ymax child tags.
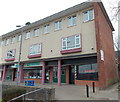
<box><xmin>75</xmin><ymin>80</ymin><xmax>99</xmax><ymax>87</ymax></box>
<box><xmin>66</xmin><ymin>66</ymin><xmax>69</xmax><ymax>84</ymax></box>
<box><xmin>93</xmin><ymin>2</ymin><xmax>118</xmax><ymax>88</ymax></box>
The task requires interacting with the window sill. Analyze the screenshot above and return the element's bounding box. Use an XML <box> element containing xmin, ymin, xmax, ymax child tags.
<box><xmin>5</xmin><ymin>58</ymin><xmax>15</xmax><ymax>61</ymax></box>
<box><xmin>83</xmin><ymin>19</ymin><xmax>94</xmax><ymax>23</ymax></box>
<box><xmin>67</xmin><ymin>24</ymin><xmax>77</xmax><ymax>28</ymax></box>
<box><xmin>54</xmin><ymin>28</ymin><xmax>62</xmax><ymax>32</ymax></box>
<box><xmin>27</xmin><ymin>54</ymin><xmax>41</xmax><ymax>59</ymax></box>
<box><xmin>61</xmin><ymin>48</ymin><xmax>82</xmax><ymax>54</ymax></box>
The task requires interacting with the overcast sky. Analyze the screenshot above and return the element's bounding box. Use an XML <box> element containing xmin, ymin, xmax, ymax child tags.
<box><xmin>0</xmin><ymin>0</ymin><xmax>118</xmax><ymax>37</ymax></box>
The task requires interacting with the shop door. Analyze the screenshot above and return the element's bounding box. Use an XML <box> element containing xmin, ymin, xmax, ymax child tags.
<box><xmin>53</xmin><ymin>67</ymin><xmax>66</xmax><ymax>83</ymax></box>
<box><xmin>69</xmin><ymin>66</ymin><xmax>75</xmax><ymax>84</ymax></box>
<box><xmin>61</xmin><ymin>68</ymin><xmax>66</xmax><ymax>83</ymax></box>
<box><xmin>53</xmin><ymin>67</ymin><xmax>58</xmax><ymax>83</ymax></box>
<box><xmin>45</xmin><ymin>68</ymin><xmax>50</xmax><ymax>83</ymax></box>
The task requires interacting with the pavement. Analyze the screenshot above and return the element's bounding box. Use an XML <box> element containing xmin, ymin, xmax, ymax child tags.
<box><xmin>1</xmin><ymin>81</ymin><xmax>120</xmax><ymax>101</ymax></box>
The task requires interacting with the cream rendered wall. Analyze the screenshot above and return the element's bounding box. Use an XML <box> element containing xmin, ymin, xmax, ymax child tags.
<box><xmin>1</xmin><ymin>7</ymin><xmax>97</xmax><ymax>64</ymax></box>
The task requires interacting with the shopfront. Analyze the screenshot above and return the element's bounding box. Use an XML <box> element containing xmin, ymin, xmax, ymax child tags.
<box><xmin>62</xmin><ymin>56</ymin><xmax>98</xmax><ymax>85</ymax></box>
<box><xmin>23</xmin><ymin>62</ymin><xmax>43</xmax><ymax>83</ymax></box>
<box><xmin>5</xmin><ymin>64</ymin><xmax>17</xmax><ymax>81</ymax></box>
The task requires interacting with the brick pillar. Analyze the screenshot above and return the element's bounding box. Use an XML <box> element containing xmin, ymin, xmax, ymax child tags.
<box><xmin>42</xmin><ymin>61</ymin><xmax>45</xmax><ymax>85</ymax></box>
<box><xmin>2</xmin><ymin>65</ymin><xmax>6</xmax><ymax>82</ymax></box>
<box><xmin>66</xmin><ymin>66</ymin><xmax>69</xmax><ymax>84</ymax></box>
<box><xmin>49</xmin><ymin>67</ymin><xmax>53</xmax><ymax>83</ymax></box>
<box><xmin>18</xmin><ymin>64</ymin><xmax>24</xmax><ymax>83</ymax></box>
<box><xmin>58</xmin><ymin>60</ymin><xmax>61</xmax><ymax>86</ymax></box>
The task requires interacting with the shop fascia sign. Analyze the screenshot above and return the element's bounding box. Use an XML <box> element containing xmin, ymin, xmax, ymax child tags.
<box><xmin>11</xmin><ymin>64</ymin><xmax>18</xmax><ymax>68</ymax></box>
<box><xmin>24</xmin><ymin>62</ymin><xmax>43</xmax><ymax>67</ymax></box>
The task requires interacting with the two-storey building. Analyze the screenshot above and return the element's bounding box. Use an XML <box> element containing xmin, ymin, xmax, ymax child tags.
<box><xmin>0</xmin><ymin>1</ymin><xmax>118</xmax><ymax>88</ymax></box>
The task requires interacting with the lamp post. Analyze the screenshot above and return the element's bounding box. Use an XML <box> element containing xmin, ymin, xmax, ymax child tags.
<box><xmin>16</xmin><ymin>22</ymin><xmax>30</xmax><ymax>85</ymax></box>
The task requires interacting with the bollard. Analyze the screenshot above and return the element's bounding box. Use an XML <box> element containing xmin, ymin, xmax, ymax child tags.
<box><xmin>93</xmin><ymin>82</ymin><xmax>95</xmax><ymax>93</ymax></box>
<box><xmin>86</xmin><ymin>85</ymin><xmax>89</xmax><ymax>97</ymax></box>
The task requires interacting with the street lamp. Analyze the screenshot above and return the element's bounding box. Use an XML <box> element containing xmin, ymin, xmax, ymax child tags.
<box><xmin>16</xmin><ymin>22</ymin><xmax>30</xmax><ymax>85</ymax></box>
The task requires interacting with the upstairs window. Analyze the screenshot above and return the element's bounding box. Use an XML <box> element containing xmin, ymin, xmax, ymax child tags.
<box><xmin>62</xmin><ymin>35</ymin><xmax>81</xmax><ymax>50</ymax></box>
<box><xmin>44</xmin><ymin>24</ymin><xmax>50</xmax><ymax>34</ymax></box>
<box><xmin>34</xmin><ymin>28</ymin><xmax>40</xmax><ymax>37</ymax></box>
<box><xmin>5</xmin><ymin>39</ymin><xmax>9</xmax><ymax>45</ymax></box>
<box><xmin>0</xmin><ymin>41</ymin><xmax>4</xmax><ymax>46</ymax></box>
<box><xmin>83</xmin><ymin>9</ymin><xmax>94</xmax><ymax>22</ymax></box>
<box><xmin>18</xmin><ymin>35</ymin><xmax>22</xmax><ymax>42</ymax></box>
<box><xmin>25</xmin><ymin>32</ymin><xmax>30</xmax><ymax>39</ymax></box>
<box><xmin>11</xmin><ymin>37</ymin><xmax>16</xmax><ymax>44</ymax></box>
<box><xmin>54</xmin><ymin>20</ymin><xmax>62</xmax><ymax>31</ymax></box>
<box><xmin>6</xmin><ymin>50</ymin><xmax>15</xmax><ymax>59</ymax></box>
<box><xmin>68</xmin><ymin>15</ymin><xmax>76</xmax><ymax>26</ymax></box>
<box><xmin>29</xmin><ymin>44</ymin><xmax>41</xmax><ymax>55</ymax></box>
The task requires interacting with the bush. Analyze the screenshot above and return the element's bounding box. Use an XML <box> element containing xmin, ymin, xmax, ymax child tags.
<box><xmin>2</xmin><ymin>87</ymin><xmax>26</xmax><ymax>102</ymax></box>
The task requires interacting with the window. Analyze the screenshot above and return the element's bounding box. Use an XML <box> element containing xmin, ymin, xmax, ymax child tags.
<box><xmin>6</xmin><ymin>50</ymin><xmax>15</xmax><ymax>59</ymax></box>
<box><xmin>68</xmin><ymin>15</ymin><xmax>76</xmax><ymax>26</ymax></box>
<box><xmin>34</xmin><ymin>28</ymin><xmax>40</xmax><ymax>37</ymax></box>
<box><xmin>11</xmin><ymin>37</ymin><xmax>16</xmax><ymax>43</ymax></box>
<box><xmin>29</xmin><ymin>44</ymin><xmax>41</xmax><ymax>55</ymax></box>
<box><xmin>83</xmin><ymin>9</ymin><xmax>94</xmax><ymax>22</ymax></box>
<box><xmin>77</xmin><ymin>63</ymin><xmax>98</xmax><ymax>80</ymax></box>
<box><xmin>18</xmin><ymin>35</ymin><xmax>22</xmax><ymax>42</ymax></box>
<box><xmin>54</xmin><ymin>20</ymin><xmax>62</xmax><ymax>30</ymax></box>
<box><xmin>44</xmin><ymin>24</ymin><xmax>50</xmax><ymax>34</ymax></box>
<box><xmin>0</xmin><ymin>41</ymin><xmax>4</xmax><ymax>46</ymax></box>
<box><xmin>62</xmin><ymin>35</ymin><xmax>81</xmax><ymax>50</ymax></box>
<box><xmin>24</xmin><ymin>68</ymin><xmax>42</xmax><ymax>79</ymax></box>
<box><xmin>25</xmin><ymin>32</ymin><xmax>30</xmax><ymax>39</ymax></box>
<box><xmin>6</xmin><ymin>39</ymin><xmax>9</xmax><ymax>45</ymax></box>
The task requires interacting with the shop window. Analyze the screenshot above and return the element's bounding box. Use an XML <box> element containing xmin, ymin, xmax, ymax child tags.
<box><xmin>6</xmin><ymin>49</ymin><xmax>15</xmax><ymax>59</ymax></box>
<box><xmin>62</xmin><ymin>34</ymin><xmax>81</xmax><ymax>50</ymax></box>
<box><xmin>77</xmin><ymin>63</ymin><xmax>98</xmax><ymax>80</ymax></box>
<box><xmin>6</xmin><ymin>69</ymin><xmax>12</xmax><ymax>80</ymax></box>
<box><xmin>24</xmin><ymin>69</ymin><xmax>42</xmax><ymax>79</ymax></box>
<box><xmin>29</xmin><ymin>44</ymin><xmax>41</xmax><ymax>55</ymax></box>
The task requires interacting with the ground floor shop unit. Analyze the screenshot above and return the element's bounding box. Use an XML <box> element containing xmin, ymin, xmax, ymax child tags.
<box><xmin>1</xmin><ymin>53</ymin><xmax>118</xmax><ymax>88</ymax></box>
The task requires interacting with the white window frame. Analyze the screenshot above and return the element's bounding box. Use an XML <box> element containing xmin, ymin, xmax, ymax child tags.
<box><xmin>68</xmin><ymin>15</ymin><xmax>76</xmax><ymax>26</ymax></box>
<box><xmin>25</xmin><ymin>31</ymin><xmax>30</xmax><ymax>39</ymax></box>
<box><xmin>54</xmin><ymin>20</ymin><xmax>62</xmax><ymax>31</ymax></box>
<box><xmin>18</xmin><ymin>35</ymin><xmax>22</xmax><ymax>42</ymax></box>
<box><xmin>6</xmin><ymin>39</ymin><xmax>9</xmax><ymax>45</ymax></box>
<box><xmin>44</xmin><ymin>24</ymin><xmax>50</xmax><ymax>34</ymax></box>
<box><xmin>62</xmin><ymin>34</ymin><xmax>81</xmax><ymax>50</ymax></box>
<box><xmin>83</xmin><ymin>9</ymin><xmax>94</xmax><ymax>22</ymax></box>
<box><xmin>6</xmin><ymin>49</ymin><xmax>15</xmax><ymax>59</ymax></box>
<box><xmin>1</xmin><ymin>41</ymin><xmax>4</xmax><ymax>46</ymax></box>
<box><xmin>11</xmin><ymin>37</ymin><xmax>16</xmax><ymax>44</ymax></box>
<box><xmin>29</xmin><ymin>44</ymin><xmax>41</xmax><ymax>55</ymax></box>
<box><xmin>34</xmin><ymin>28</ymin><xmax>40</xmax><ymax>37</ymax></box>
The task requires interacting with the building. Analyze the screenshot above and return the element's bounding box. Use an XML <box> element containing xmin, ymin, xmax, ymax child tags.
<box><xmin>0</xmin><ymin>1</ymin><xmax>118</xmax><ymax>88</ymax></box>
